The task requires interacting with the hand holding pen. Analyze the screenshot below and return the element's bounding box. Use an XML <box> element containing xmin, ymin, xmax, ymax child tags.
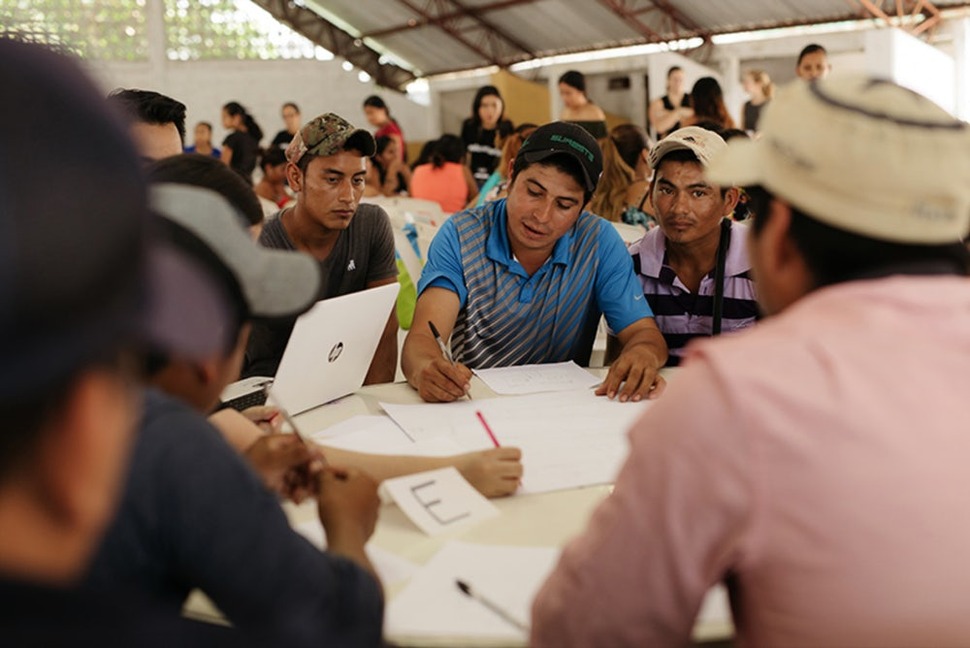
<box><xmin>414</xmin><ymin>320</ymin><xmax>474</xmax><ymax>403</ymax></box>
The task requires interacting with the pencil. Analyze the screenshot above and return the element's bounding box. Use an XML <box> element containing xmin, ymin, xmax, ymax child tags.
<box><xmin>475</xmin><ymin>410</ymin><xmax>501</xmax><ymax>448</ymax></box>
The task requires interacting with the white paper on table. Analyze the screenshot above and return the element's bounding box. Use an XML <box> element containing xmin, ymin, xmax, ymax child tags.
<box><xmin>291</xmin><ymin>519</ymin><xmax>418</xmax><ymax>587</ymax></box>
<box><xmin>382</xmin><ymin>390</ymin><xmax>652</xmax><ymax>494</ymax></box>
<box><xmin>386</xmin><ymin>541</ymin><xmax>560</xmax><ymax>641</ymax></box>
<box><xmin>380</xmin><ymin>399</ymin><xmax>478</xmax><ymax>444</ymax></box>
<box><xmin>380</xmin><ymin>467</ymin><xmax>499</xmax><ymax>536</ymax></box>
<box><xmin>472</xmin><ymin>361</ymin><xmax>600</xmax><ymax>395</ymax></box>
<box><xmin>309</xmin><ymin>415</ymin><xmax>463</xmax><ymax>457</ymax></box>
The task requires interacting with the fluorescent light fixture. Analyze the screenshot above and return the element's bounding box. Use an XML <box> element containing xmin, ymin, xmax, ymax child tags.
<box><xmin>422</xmin><ymin>65</ymin><xmax>500</xmax><ymax>84</ymax></box>
<box><xmin>509</xmin><ymin>38</ymin><xmax>704</xmax><ymax>72</ymax></box>
<box><xmin>405</xmin><ymin>78</ymin><xmax>431</xmax><ymax>106</ymax></box>
<box><xmin>711</xmin><ymin>15</ymin><xmax>925</xmax><ymax>45</ymax></box>
<box><xmin>301</xmin><ymin>0</ymin><xmax>421</xmax><ymax>73</ymax></box>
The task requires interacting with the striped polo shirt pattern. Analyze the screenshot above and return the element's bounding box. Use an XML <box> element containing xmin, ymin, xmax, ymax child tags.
<box><xmin>419</xmin><ymin>199</ymin><xmax>651</xmax><ymax>369</ymax></box>
<box><xmin>629</xmin><ymin>221</ymin><xmax>759</xmax><ymax>366</ymax></box>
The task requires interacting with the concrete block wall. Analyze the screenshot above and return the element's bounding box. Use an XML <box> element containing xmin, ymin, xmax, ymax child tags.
<box><xmin>83</xmin><ymin>57</ymin><xmax>435</xmax><ymax>150</ymax></box>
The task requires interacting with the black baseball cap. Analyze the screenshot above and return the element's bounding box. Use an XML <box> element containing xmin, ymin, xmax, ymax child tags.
<box><xmin>517</xmin><ymin>121</ymin><xmax>604</xmax><ymax>192</ymax></box>
<box><xmin>0</xmin><ymin>39</ymin><xmax>230</xmax><ymax>400</ymax></box>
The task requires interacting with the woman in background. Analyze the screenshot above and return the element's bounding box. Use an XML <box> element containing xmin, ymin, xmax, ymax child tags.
<box><xmin>461</xmin><ymin>85</ymin><xmax>514</xmax><ymax>189</ymax></box>
<box><xmin>648</xmin><ymin>66</ymin><xmax>693</xmax><ymax>140</ymax></box>
<box><xmin>473</xmin><ymin>122</ymin><xmax>536</xmax><ymax>207</ymax></box>
<box><xmin>741</xmin><ymin>70</ymin><xmax>773</xmax><ymax>133</ymax></box>
<box><xmin>220</xmin><ymin>101</ymin><xmax>262</xmax><ymax>185</ymax></box>
<box><xmin>682</xmin><ymin>77</ymin><xmax>735</xmax><ymax>131</ymax></box>
<box><xmin>558</xmin><ymin>70</ymin><xmax>607</xmax><ymax>140</ymax></box>
<box><xmin>254</xmin><ymin>147</ymin><xmax>290</xmax><ymax>211</ymax></box>
<box><xmin>589</xmin><ymin>124</ymin><xmax>655</xmax><ymax>228</ymax></box>
<box><xmin>366</xmin><ymin>135</ymin><xmax>411</xmax><ymax>197</ymax></box>
<box><xmin>411</xmin><ymin>134</ymin><xmax>478</xmax><ymax>214</ymax></box>
<box><xmin>363</xmin><ymin>95</ymin><xmax>406</xmax><ymax>162</ymax></box>
<box><xmin>270</xmin><ymin>101</ymin><xmax>301</xmax><ymax>150</ymax></box>
<box><xmin>184</xmin><ymin>121</ymin><xmax>220</xmax><ymax>158</ymax></box>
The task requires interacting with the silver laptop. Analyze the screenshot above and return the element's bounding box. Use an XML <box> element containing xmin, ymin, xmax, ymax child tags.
<box><xmin>221</xmin><ymin>282</ymin><xmax>399</xmax><ymax>415</ymax></box>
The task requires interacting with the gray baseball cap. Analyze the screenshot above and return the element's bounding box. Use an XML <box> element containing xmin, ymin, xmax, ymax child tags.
<box><xmin>149</xmin><ymin>184</ymin><xmax>321</xmax><ymax>320</ymax></box>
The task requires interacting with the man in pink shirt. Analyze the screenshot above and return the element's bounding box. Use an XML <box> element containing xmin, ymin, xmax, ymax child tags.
<box><xmin>532</xmin><ymin>76</ymin><xmax>970</xmax><ymax>647</ymax></box>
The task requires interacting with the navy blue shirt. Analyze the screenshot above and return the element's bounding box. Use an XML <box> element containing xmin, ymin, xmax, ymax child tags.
<box><xmin>84</xmin><ymin>389</ymin><xmax>383</xmax><ymax>647</ymax></box>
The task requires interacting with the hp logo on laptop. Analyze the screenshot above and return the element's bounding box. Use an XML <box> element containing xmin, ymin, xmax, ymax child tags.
<box><xmin>328</xmin><ymin>342</ymin><xmax>344</xmax><ymax>363</ymax></box>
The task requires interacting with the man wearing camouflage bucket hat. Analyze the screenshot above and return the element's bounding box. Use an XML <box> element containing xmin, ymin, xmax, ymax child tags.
<box><xmin>243</xmin><ymin>113</ymin><xmax>399</xmax><ymax>382</ymax></box>
<box><xmin>533</xmin><ymin>75</ymin><xmax>970</xmax><ymax>646</ymax></box>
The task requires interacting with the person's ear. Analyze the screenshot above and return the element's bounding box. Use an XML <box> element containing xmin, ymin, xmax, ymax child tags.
<box><xmin>193</xmin><ymin>357</ymin><xmax>222</xmax><ymax>389</ymax></box>
<box><xmin>722</xmin><ymin>186</ymin><xmax>741</xmax><ymax>217</ymax></box>
<box><xmin>285</xmin><ymin>162</ymin><xmax>303</xmax><ymax>192</ymax></box>
<box><xmin>506</xmin><ymin>158</ymin><xmax>515</xmax><ymax>179</ymax></box>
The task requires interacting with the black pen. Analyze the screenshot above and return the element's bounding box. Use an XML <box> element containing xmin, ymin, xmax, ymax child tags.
<box><xmin>428</xmin><ymin>320</ymin><xmax>473</xmax><ymax>400</ymax></box>
<box><xmin>428</xmin><ymin>320</ymin><xmax>455</xmax><ymax>365</ymax></box>
<box><xmin>456</xmin><ymin>579</ymin><xmax>529</xmax><ymax>633</ymax></box>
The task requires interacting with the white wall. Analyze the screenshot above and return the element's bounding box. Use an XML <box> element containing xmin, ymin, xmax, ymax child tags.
<box><xmin>864</xmin><ymin>28</ymin><xmax>956</xmax><ymax>112</ymax></box>
<box><xmin>947</xmin><ymin>16</ymin><xmax>970</xmax><ymax>120</ymax></box>
<box><xmin>83</xmin><ymin>57</ymin><xmax>435</xmax><ymax>148</ymax></box>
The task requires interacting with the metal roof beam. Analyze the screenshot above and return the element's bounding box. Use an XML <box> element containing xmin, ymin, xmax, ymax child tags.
<box><xmin>249</xmin><ymin>0</ymin><xmax>416</xmax><ymax>90</ymax></box>
<box><xmin>597</xmin><ymin>0</ymin><xmax>668</xmax><ymax>41</ymax></box>
<box><xmin>599</xmin><ymin>0</ymin><xmax>710</xmax><ymax>43</ymax></box>
<box><xmin>390</xmin><ymin>0</ymin><xmax>534</xmax><ymax>67</ymax></box>
<box><xmin>362</xmin><ymin>0</ymin><xmax>538</xmax><ymax>40</ymax></box>
<box><xmin>392</xmin><ymin>0</ymin><xmax>503</xmax><ymax>65</ymax></box>
<box><xmin>448</xmin><ymin>0</ymin><xmax>535</xmax><ymax>57</ymax></box>
<box><xmin>853</xmin><ymin>0</ymin><xmax>946</xmax><ymax>34</ymax></box>
<box><xmin>647</xmin><ymin>0</ymin><xmax>709</xmax><ymax>41</ymax></box>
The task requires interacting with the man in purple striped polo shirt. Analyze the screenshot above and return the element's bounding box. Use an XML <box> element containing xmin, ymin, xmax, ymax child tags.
<box><xmin>629</xmin><ymin>127</ymin><xmax>758</xmax><ymax>365</ymax></box>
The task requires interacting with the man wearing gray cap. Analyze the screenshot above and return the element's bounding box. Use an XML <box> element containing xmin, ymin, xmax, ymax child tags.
<box><xmin>85</xmin><ymin>185</ymin><xmax>384</xmax><ymax>647</ymax></box>
<box><xmin>534</xmin><ymin>76</ymin><xmax>970</xmax><ymax>646</ymax></box>
<box><xmin>243</xmin><ymin>113</ymin><xmax>398</xmax><ymax>383</ymax></box>
<box><xmin>627</xmin><ymin>126</ymin><xmax>758</xmax><ymax>365</ymax></box>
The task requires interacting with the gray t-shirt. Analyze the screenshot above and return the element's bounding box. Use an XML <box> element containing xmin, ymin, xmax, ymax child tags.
<box><xmin>243</xmin><ymin>203</ymin><xmax>397</xmax><ymax>377</ymax></box>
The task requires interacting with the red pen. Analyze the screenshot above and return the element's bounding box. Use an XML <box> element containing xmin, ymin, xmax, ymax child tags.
<box><xmin>475</xmin><ymin>410</ymin><xmax>501</xmax><ymax>448</ymax></box>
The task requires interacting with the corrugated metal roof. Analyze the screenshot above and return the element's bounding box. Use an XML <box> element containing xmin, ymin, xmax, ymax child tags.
<box><xmin>262</xmin><ymin>0</ymin><xmax>970</xmax><ymax>81</ymax></box>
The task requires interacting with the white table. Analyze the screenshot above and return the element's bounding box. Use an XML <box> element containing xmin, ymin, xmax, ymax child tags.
<box><xmin>187</xmin><ymin>371</ymin><xmax>735</xmax><ymax>645</ymax></box>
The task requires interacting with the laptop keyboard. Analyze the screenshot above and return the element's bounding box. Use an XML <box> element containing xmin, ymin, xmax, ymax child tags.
<box><xmin>220</xmin><ymin>389</ymin><xmax>269</xmax><ymax>412</ymax></box>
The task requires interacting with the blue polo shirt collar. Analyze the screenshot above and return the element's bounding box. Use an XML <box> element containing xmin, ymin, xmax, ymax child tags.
<box><xmin>485</xmin><ymin>199</ymin><xmax>576</xmax><ymax>277</ymax></box>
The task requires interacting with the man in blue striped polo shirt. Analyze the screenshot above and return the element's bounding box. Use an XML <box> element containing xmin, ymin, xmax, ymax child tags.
<box><xmin>402</xmin><ymin>122</ymin><xmax>668</xmax><ymax>403</ymax></box>
<box><xmin>629</xmin><ymin>127</ymin><xmax>759</xmax><ymax>365</ymax></box>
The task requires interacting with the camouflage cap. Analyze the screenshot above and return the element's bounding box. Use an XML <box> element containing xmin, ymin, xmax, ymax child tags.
<box><xmin>285</xmin><ymin>112</ymin><xmax>376</xmax><ymax>165</ymax></box>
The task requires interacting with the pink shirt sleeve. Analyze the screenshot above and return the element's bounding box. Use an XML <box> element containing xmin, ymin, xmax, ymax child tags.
<box><xmin>531</xmin><ymin>357</ymin><xmax>759</xmax><ymax>646</ymax></box>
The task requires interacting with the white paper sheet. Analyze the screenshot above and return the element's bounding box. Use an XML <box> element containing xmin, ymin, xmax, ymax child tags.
<box><xmin>309</xmin><ymin>415</ymin><xmax>463</xmax><ymax>457</ymax></box>
<box><xmin>292</xmin><ymin>519</ymin><xmax>418</xmax><ymax>587</ymax></box>
<box><xmin>381</xmin><ymin>390</ymin><xmax>651</xmax><ymax>494</ymax></box>
<box><xmin>380</xmin><ymin>467</ymin><xmax>499</xmax><ymax>536</ymax></box>
<box><xmin>386</xmin><ymin>542</ymin><xmax>560</xmax><ymax>641</ymax></box>
<box><xmin>473</xmin><ymin>361</ymin><xmax>601</xmax><ymax>395</ymax></box>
